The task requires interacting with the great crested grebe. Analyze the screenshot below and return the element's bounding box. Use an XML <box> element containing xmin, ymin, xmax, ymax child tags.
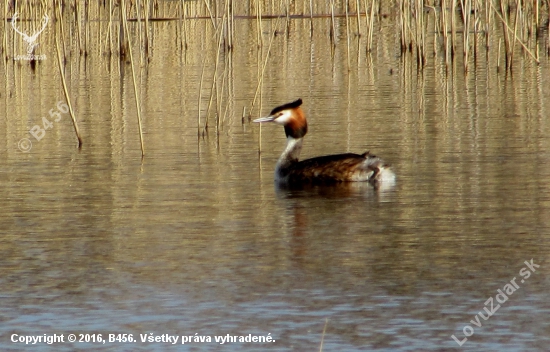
<box><xmin>254</xmin><ymin>99</ymin><xmax>395</xmax><ymax>186</ymax></box>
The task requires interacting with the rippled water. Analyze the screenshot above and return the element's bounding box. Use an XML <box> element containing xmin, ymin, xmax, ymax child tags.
<box><xmin>1</xmin><ymin>9</ymin><xmax>550</xmax><ymax>352</ymax></box>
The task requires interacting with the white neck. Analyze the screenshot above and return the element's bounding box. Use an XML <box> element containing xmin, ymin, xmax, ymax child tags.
<box><xmin>275</xmin><ymin>137</ymin><xmax>303</xmax><ymax>180</ymax></box>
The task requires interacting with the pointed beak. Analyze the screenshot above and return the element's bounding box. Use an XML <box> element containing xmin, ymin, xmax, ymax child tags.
<box><xmin>253</xmin><ymin>115</ymin><xmax>275</xmax><ymax>123</ymax></box>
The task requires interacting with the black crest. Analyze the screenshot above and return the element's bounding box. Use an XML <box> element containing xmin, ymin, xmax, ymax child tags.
<box><xmin>270</xmin><ymin>99</ymin><xmax>302</xmax><ymax>115</ymax></box>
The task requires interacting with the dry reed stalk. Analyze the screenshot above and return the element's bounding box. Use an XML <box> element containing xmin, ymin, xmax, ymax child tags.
<box><xmin>56</xmin><ymin>1</ymin><xmax>67</xmax><ymax>62</ymax></box>
<box><xmin>220</xmin><ymin>11</ymin><xmax>232</xmax><ymax>108</ymax></box>
<box><xmin>522</xmin><ymin>2</ymin><xmax>531</xmax><ymax>43</ymax></box>
<box><xmin>484</xmin><ymin>0</ymin><xmax>490</xmax><ymax>51</ymax></box>
<box><xmin>215</xmin><ymin>0</ymin><xmax>220</xmax><ymax>22</ymax></box>
<box><xmin>509</xmin><ymin>0</ymin><xmax>522</xmax><ymax>69</ymax></box>
<box><xmin>3</xmin><ymin>0</ymin><xmax>8</xmax><ymax>60</ymax></box>
<box><xmin>55</xmin><ymin>34</ymin><xmax>82</xmax><ymax>147</ymax></box>
<box><xmin>364</xmin><ymin>0</ymin><xmax>375</xmax><ymax>52</ymax></box>
<box><xmin>490</xmin><ymin>1</ymin><xmax>539</xmax><ymax>65</ymax></box>
<box><xmin>183</xmin><ymin>0</ymin><xmax>188</xmax><ymax>50</ymax></box>
<box><xmin>118</xmin><ymin>1</ymin><xmax>126</xmax><ymax>57</ymax></box>
<box><xmin>226</xmin><ymin>0</ymin><xmax>232</xmax><ymax>50</ymax></box>
<box><xmin>473</xmin><ymin>0</ymin><xmax>479</xmax><ymax>62</ymax></box>
<box><xmin>74</xmin><ymin>0</ymin><xmax>82</xmax><ymax>55</ymax></box>
<box><xmin>285</xmin><ymin>0</ymin><xmax>290</xmax><ymax>27</ymax></box>
<box><xmin>203</xmin><ymin>0</ymin><xmax>216</xmax><ymax>29</ymax></box>
<box><xmin>144</xmin><ymin>0</ymin><xmax>150</xmax><ymax>55</ymax></box>
<box><xmin>84</xmin><ymin>0</ymin><xmax>89</xmax><ymax>56</ymax></box>
<box><xmin>309</xmin><ymin>0</ymin><xmax>314</xmax><ymax>36</ymax></box>
<box><xmin>205</xmin><ymin>14</ymin><xmax>227</xmax><ymax>133</ymax></box>
<box><xmin>345</xmin><ymin>0</ymin><xmax>351</xmax><ymax>71</ymax></box>
<box><xmin>414</xmin><ymin>0</ymin><xmax>426</xmax><ymax>68</ymax></box>
<box><xmin>97</xmin><ymin>2</ymin><xmax>103</xmax><ymax>56</ymax></box>
<box><xmin>217</xmin><ymin>57</ymin><xmax>229</xmax><ymax>132</ymax></box>
<box><xmin>534</xmin><ymin>1</ymin><xmax>540</xmax><ymax>61</ymax></box>
<box><xmin>400</xmin><ymin>0</ymin><xmax>406</xmax><ymax>52</ymax></box>
<box><xmin>519</xmin><ymin>1</ymin><xmax>527</xmax><ymax>42</ymax></box>
<box><xmin>499</xmin><ymin>0</ymin><xmax>511</xmax><ymax>68</ymax></box>
<box><xmin>399</xmin><ymin>0</ymin><xmax>411</xmax><ymax>54</ymax></box>
<box><xmin>197</xmin><ymin>51</ymin><xmax>208</xmax><ymax>137</ymax></box>
<box><xmin>497</xmin><ymin>37</ymin><xmax>501</xmax><ymax>71</ymax></box>
<box><xmin>450</xmin><ymin>0</ymin><xmax>457</xmax><ymax>58</ymax></box>
<box><xmin>250</xmin><ymin>17</ymin><xmax>281</xmax><ymax>118</ymax></box>
<box><xmin>136</xmin><ymin>0</ymin><xmax>143</xmax><ymax>66</ymax></box>
<box><xmin>460</xmin><ymin>0</ymin><xmax>472</xmax><ymax>71</ymax></box>
<box><xmin>224</xmin><ymin>36</ymin><xmax>234</xmax><ymax>129</ymax></box>
<box><xmin>232</xmin><ymin>0</ymin><xmax>236</xmax><ymax>48</ymax></box>
<box><xmin>356</xmin><ymin>0</ymin><xmax>361</xmax><ymax>36</ymax></box>
<box><xmin>330</xmin><ymin>0</ymin><xmax>336</xmax><ymax>46</ymax></box>
<box><xmin>429</xmin><ymin>6</ymin><xmax>437</xmax><ymax>57</ymax></box>
<box><xmin>441</xmin><ymin>0</ymin><xmax>450</xmax><ymax>65</ymax></box>
<box><xmin>122</xmin><ymin>0</ymin><xmax>145</xmax><ymax>156</ymax></box>
<box><xmin>108</xmin><ymin>0</ymin><xmax>113</xmax><ymax>55</ymax></box>
<box><xmin>255</xmin><ymin>0</ymin><xmax>263</xmax><ymax>111</ymax></box>
<box><xmin>319</xmin><ymin>318</ymin><xmax>329</xmax><ymax>352</ymax></box>
<box><xmin>534</xmin><ymin>0</ymin><xmax>539</xmax><ymax>31</ymax></box>
<box><xmin>220</xmin><ymin>59</ymin><xmax>231</xmax><ymax>129</ymax></box>
<box><xmin>177</xmin><ymin>0</ymin><xmax>183</xmax><ymax>50</ymax></box>
<box><xmin>258</xmin><ymin>121</ymin><xmax>262</xmax><ymax>154</ymax></box>
<box><xmin>369</xmin><ymin>0</ymin><xmax>376</xmax><ymax>45</ymax></box>
<box><xmin>256</xmin><ymin>0</ymin><xmax>263</xmax><ymax>49</ymax></box>
<box><xmin>366</xmin><ymin>48</ymin><xmax>374</xmax><ymax>77</ymax></box>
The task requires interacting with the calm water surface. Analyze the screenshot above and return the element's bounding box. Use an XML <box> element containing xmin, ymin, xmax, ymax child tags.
<box><xmin>1</xmin><ymin>14</ymin><xmax>550</xmax><ymax>352</ymax></box>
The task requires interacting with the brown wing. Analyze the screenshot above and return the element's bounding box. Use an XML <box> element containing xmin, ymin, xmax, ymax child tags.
<box><xmin>285</xmin><ymin>153</ymin><xmax>378</xmax><ymax>183</ymax></box>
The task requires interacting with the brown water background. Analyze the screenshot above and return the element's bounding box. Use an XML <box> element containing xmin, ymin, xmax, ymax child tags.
<box><xmin>1</xmin><ymin>2</ymin><xmax>550</xmax><ymax>351</ymax></box>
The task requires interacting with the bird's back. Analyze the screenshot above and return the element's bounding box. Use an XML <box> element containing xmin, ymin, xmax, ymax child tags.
<box><xmin>276</xmin><ymin>152</ymin><xmax>393</xmax><ymax>184</ymax></box>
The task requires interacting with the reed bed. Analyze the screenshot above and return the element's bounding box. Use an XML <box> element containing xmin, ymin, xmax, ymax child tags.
<box><xmin>3</xmin><ymin>1</ymin><xmax>550</xmax><ymax>152</ymax></box>
<box><xmin>1</xmin><ymin>0</ymin><xmax>550</xmax><ymax>69</ymax></box>
<box><xmin>5</xmin><ymin>1</ymin><xmax>548</xmax><ymax>71</ymax></box>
